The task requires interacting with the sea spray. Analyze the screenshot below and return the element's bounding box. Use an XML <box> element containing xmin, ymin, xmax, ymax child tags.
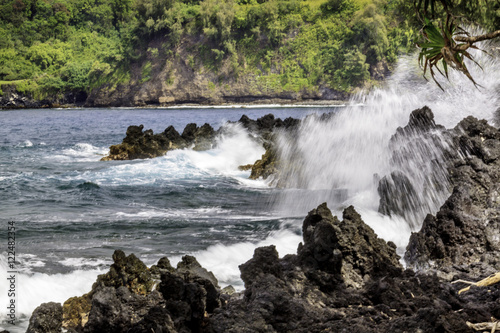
<box><xmin>0</xmin><ymin>254</ymin><xmax>102</xmax><ymax>332</ymax></box>
<box><xmin>272</xmin><ymin>47</ymin><xmax>500</xmax><ymax>240</ymax></box>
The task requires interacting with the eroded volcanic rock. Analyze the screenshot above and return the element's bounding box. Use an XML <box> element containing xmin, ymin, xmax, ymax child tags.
<box><xmin>27</xmin><ymin>302</ymin><xmax>63</xmax><ymax>333</ymax></box>
<box><xmin>377</xmin><ymin>105</ymin><xmax>452</xmax><ymax>229</ymax></box>
<box><xmin>56</xmin><ymin>250</ymin><xmax>223</xmax><ymax>333</ymax></box>
<box><xmin>29</xmin><ymin>201</ymin><xmax>500</xmax><ymax>333</ymax></box>
<box><xmin>405</xmin><ymin>115</ymin><xmax>500</xmax><ymax>277</ymax></box>
<box><xmin>101</xmin><ymin>122</ymin><xmax>216</xmax><ymax>161</ymax></box>
<box><xmin>207</xmin><ymin>204</ymin><xmax>405</xmax><ymax>333</ymax></box>
<box><xmin>101</xmin><ymin>114</ymin><xmax>300</xmax><ymax>162</ymax></box>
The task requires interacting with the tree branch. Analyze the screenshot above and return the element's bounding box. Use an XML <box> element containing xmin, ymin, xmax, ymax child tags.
<box><xmin>454</xmin><ymin>30</ymin><xmax>500</xmax><ymax>44</ymax></box>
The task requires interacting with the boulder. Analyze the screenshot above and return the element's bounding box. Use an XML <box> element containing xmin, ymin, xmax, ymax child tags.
<box><xmin>27</xmin><ymin>302</ymin><xmax>63</xmax><ymax>333</ymax></box>
<box><xmin>62</xmin><ymin>294</ymin><xmax>92</xmax><ymax>330</ymax></box>
<box><xmin>30</xmin><ymin>250</ymin><xmax>223</xmax><ymax>333</ymax></box>
<box><xmin>297</xmin><ymin>203</ymin><xmax>402</xmax><ymax>288</ymax></box>
<box><xmin>193</xmin><ymin>123</ymin><xmax>215</xmax><ymax>151</ymax></box>
<box><xmin>101</xmin><ymin>125</ymin><xmax>171</xmax><ymax>160</ymax></box>
<box><xmin>93</xmin><ymin>249</ymin><xmax>154</xmax><ymax>295</ymax></box>
<box><xmin>83</xmin><ymin>287</ymin><xmax>166</xmax><ymax>333</ymax></box>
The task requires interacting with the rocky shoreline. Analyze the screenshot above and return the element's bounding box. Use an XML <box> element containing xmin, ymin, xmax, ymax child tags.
<box><xmin>0</xmin><ymin>83</ymin><xmax>348</xmax><ymax>110</ymax></box>
<box><xmin>25</xmin><ymin>107</ymin><xmax>500</xmax><ymax>333</ymax></box>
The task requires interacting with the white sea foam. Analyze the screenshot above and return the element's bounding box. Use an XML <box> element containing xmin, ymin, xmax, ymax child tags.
<box><xmin>51</xmin><ymin>143</ymin><xmax>108</xmax><ymax>162</ymax></box>
<box><xmin>15</xmin><ymin>140</ymin><xmax>34</xmax><ymax>148</ymax></box>
<box><xmin>72</xmin><ymin>123</ymin><xmax>265</xmax><ymax>186</ymax></box>
<box><xmin>0</xmin><ymin>254</ymin><xmax>102</xmax><ymax>332</ymax></box>
<box><xmin>115</xmin><ymin>207</ymin><xmax>229</xmax><ymax>219</ymax></box>
<box><xmin>177</xmin><ymin>226</ymin><xmax>302</xmax><ymax>290</ymax></box>
<box><xmin>59</xmin><ymin>257</ymin><xmax>111</xmax><ymax>268</ymax></box>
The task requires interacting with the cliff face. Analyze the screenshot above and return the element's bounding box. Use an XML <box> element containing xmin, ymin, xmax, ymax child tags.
<box><xmin>85</xmin><ymin>38</ymin><xmax>347</xmax><ymax>107</ymax></box>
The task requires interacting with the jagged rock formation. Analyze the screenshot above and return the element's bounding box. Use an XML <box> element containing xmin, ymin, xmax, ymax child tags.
<box><xmin>101</xmin><ymin>114</ymin><xmax>300</xmax><ymax>165</ymax></box>
<box><xmin>55</xmin><ymin>250</ymin><xmax>223</xmax><ymax>333</ymax></box>
<box><xmin>238</xmin><ymin>114</ymin><xmax>301</xmax><ymax>181</ymax></box>
<box><xmin>101</xmin><ymin>122</ymin><xmax>215</xmax><ymax>161</ymax></box>
<box><xmin>27</xmin><ymin>302</ymin><xmax>63</xmax><ymax>333</ymax></box>
<box><xmin>29</xmin><ymin>109</ymin><xmax>500</xmax><ymax>333</ymax></box>
<box><xmin>29</xmin><ymin>201</ymin><xmax>500</xmax><ymax>333</ymax></box>
<box><xmin>378</xmin><ymin>106</ymin><xmax>452</xmax><ymax>229</ymax></box>
<box><xmin>405</xmin><ymin>115</ymin><xmax>500</xmax><ymax>278</ymax></box>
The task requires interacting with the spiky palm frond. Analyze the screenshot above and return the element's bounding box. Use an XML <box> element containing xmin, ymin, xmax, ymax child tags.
<box><xmin>417</xmin><ymin>16</ymin><xmax>482</xmax><ymax>90</ymax></box>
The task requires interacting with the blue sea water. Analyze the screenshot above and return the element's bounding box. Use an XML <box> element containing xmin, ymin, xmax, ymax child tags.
<box><xmin>0</xmin><ymin>106</ymin><xmax>335</xmax><ymax>331</ymax></box>
<box><xmin>1</xmin><ymin>49</ymin><xmax>499</xmax><ymax>332</ymax></box>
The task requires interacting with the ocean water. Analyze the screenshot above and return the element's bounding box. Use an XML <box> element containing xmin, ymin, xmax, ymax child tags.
<box><xmin>1</xmin><ymin>44</ymin><xmax>499</xmax><ymax>332</ymax></box>
<box><xmin>0</xmin><ymin>106</ymin><xmax>338</xmax><ymax>332</ymax></box>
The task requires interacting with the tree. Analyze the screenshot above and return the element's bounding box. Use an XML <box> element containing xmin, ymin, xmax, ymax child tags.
<box><xmin>413</xmin><ymin>0</ymin><xmax>500</xmax><ymax>89</ymax></box>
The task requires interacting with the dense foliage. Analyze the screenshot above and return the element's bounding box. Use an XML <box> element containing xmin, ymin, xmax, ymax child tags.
<box><xmin>0</xmin><ymin>0</ymin><xmax>420</xmax><ymax>99</ymax></box>
<box><xmin>409</xmin><ymin>0</ymin><xmax>500</xmax><ymax>88</ymax></box>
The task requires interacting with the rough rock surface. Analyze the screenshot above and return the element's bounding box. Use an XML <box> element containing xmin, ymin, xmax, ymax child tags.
<box><xmin>378</xmin><ymin>106</ymin><xmax>452</xmax><ymax>228</ymax></box>
<box><xmin>93</xmin><ymin>249</ymin><xmax>154</xmax><ymax>295</ymax></box>
<box><xmin>29</xmin><ymin>202</ymin><xmax>500</xmax><ymax>333</ymax></box>
<box><xmin>29</xmin><ymin>109</ymin><xmax>500</xmax><ymax>333</ymax></box>
<box><xmin>50</xmin><ymin>249</ymin><xmax>223</xmax><ymax>333</ymax></box>
<box><xmin>209</xmin><ymin>203</ymin><xmax>500</xmax><ymax>333</ymax></box>
<box><xmin>0</xmin><ymin>84</ymin><xmax>88</xmax><ymax>109</ymax></box>
<box><xmin>405</xmin><ymin>115</ymin><xmax>500</xmax><ymax>277</ymax></box>
<box><xmin>102</xmin><ymin>114</ymin><xmax>300</xmax><ymax>163</ymax></box>
<box><xmin>101</xmin><ymin>122</ymin><xmax>215</xmax><ymax>160</ymax></box>
<box><xmin>26</xmin><ymin>302</ymin><xmax>63</xmax><ymax>333</ymax></box>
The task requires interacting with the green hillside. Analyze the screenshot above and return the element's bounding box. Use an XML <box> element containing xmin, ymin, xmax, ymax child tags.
<box><xmin>0</xmin><ymin>0</ymin><xmax>418</xmax><ymax>105</ymax></box>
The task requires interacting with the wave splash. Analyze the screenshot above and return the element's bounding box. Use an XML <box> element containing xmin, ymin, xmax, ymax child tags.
<box><xmin>272</xmin><ymin>48</ymin><xmax>500</xmax><ymax>243</ymax></box>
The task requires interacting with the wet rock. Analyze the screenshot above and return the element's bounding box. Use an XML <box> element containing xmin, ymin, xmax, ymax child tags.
<box><xmin>405</xmin><ymin>115</ymin><xmax>500</xmax><ymax>276</ymax></box>
<box><xmin>59</xmin><ymin>250</ymin><xmax>155</xmax><ymax>332</ymax></box>
<box><xmin>298</xmin><ymin>203</ymin><xmax>402</xmax><ymax>288</ymax></box>
<box><xmin>93</xmin><ymin>250</ymin><xmax>154</xmax><ymax>295</ymax></box>
<box><xmin>181</xmin><ymin>123</ymin><xmax>198</xmax><ymax>142</ymax></box>
<box><xmin>176</xmin><ymin>255</ymin><xmax>221</xmax><ymax>312</ymax></box>
<box><xmin>209</xmin><ymin>203</ymin><xmax>406</xmax><ymax>333</ymax></box>
<box><xmin>164</xmin><ymin>125</ymin><xmax>187</xmax><ymax>149</ymax></box>
<box><xmin>256</xmin><ymin>114</ymin><xmax>276</xmax><ymax>131</ymax></box>
<box><xmin>101</xmin><ymin>125</ymin><xmax>171</xmax><ymax>160</ymax></box>
<box><xmin>62</xmin><ymin>294</ymin><xmax>92</xmax><ymax>331</ymax></box>
<box><xmin>193</xmin><ymin>123</ymin><xmax>215</xmax><ymax>151</ymax></box>
<box><xmin>150</xmin><ymin>256</ymin><xmax>176</xmax><ymax>279</ymax></box>
<box><xmin>378</xmin><ymin>106</ymin><xmax>453</xmax><ymax>228</ymax></box>
<box><xmin>83</xmin><ymin>287</ymin><xmax>166</xmax><ymax>333</ymax></box>
<box><xmin>378</xmin><ymin>171</ymin><xmax>421</xmax><ymax>222</ymax></box>
<box><xmin>29</xmin><ymin>197</ymin><xmax>500</xmax><ymax>333</ymax></box>
<box><xmin>101</xmin><ymin>121</ymin><xmax>218</xmax><ymax>160</ymax></box>
<box><xmin>30</xmin><ymin>250</ymin><xmax>224</xmax><ymax>333</ymax></box>
<box><xmin>27</xmin><ymin>302</ymin><xmax>63</xmax><ymax>333</ymax></box>
<box><xmin>249</xmin><ymin>143</ymin><xmax>278</xmax><ymax>180</ymax></box>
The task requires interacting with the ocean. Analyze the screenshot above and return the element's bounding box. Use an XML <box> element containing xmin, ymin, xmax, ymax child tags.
<box><xmin>0</xmin><ymin>105</ymin><xmax>341</xmax><ymax>332</ymax></box>
<box><xmin>1</xmin><ymin>49</ymin><xmax>499</xmax><ymax>332</ymax></box>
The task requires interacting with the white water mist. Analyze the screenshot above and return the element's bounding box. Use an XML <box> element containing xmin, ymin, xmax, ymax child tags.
<box><xmin>273</xmin><ymin>44</ymin><xmax>500</xmax><ymax>242</ymax></box>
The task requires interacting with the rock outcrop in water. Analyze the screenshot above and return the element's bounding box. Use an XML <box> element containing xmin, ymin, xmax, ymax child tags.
<box><xmin>101</xmin><ymin>114</ymin><xmax>300</xmax><ymax>166</ymax></box>
<box><xmin>101</xmin><ymin>122</ymin><xmax>216</xmax><ymax>160</ymax></box>
<box><xmin>44</xmin><ymin>250</ymin><xmax>223</xmax><ymax>333</ymax></box>
<box><xmin>377</xmin><ymin>106</ymin><xmax>452</xmax><ymax>229</ymax></box>
<box><xmin>31</xmin><ymin>108</ymin><xmax>500</xmax><ymax>332</ymax></box>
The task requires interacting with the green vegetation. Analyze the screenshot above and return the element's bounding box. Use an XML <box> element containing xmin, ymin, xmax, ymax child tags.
<box><xmin>0</xmin><ymin>0</ymin><xmax>422</xmax><ymax>101</ymax></box>
<box><xmin>402</xmin><ymin>0</ymin><xmax>500</xmax><ymax>88</ymax></box>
